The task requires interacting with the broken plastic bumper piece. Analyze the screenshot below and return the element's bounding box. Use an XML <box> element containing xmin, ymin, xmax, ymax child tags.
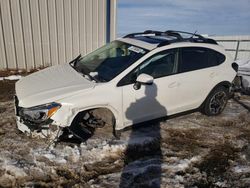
<box><xmin>14</xmin><ymin>96</ymin><xmax>61</xmax><ymax>139</ymax></box>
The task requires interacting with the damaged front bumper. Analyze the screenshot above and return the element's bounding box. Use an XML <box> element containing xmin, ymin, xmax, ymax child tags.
<box><xmin>16</xmin><ymin>116</ymin><xmax>61</xmax><ymax>140</ymax></box>
<box><xmin>14</xmin><ymin>96</ymin><xmax>62</xmax><ymax>140</ymax></box>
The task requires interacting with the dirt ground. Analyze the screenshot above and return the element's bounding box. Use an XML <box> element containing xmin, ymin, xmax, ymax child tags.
<box><xmin>0</xmin><ymin>80</ymin><xmax>250</xmax><ymax>188</ymax></box>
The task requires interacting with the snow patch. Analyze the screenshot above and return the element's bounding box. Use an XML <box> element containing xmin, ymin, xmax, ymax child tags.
<box><xmin>0</xmin><ymin>158</ymin><xmax>27</xmax><ymax>178</ymax></box>
<box><xmin>4</xmin><ymin>164</ymin><xmax>27</xmax><ymax>178</ymax></box>
<box><xmin>233</xmin><ymin>165</ymin><xmax>250</xmax><ymax>173</ymax></box>
<box><xmin>32</xmin><ymin>146</ymin><xmax>79</xmax><ymax>164</ymax></box>
<box><xmin>162</xmin><ymin>156</ymin><xmax>201</xmax><ymax>172</ymax></box>
<box><xmin>0</xmin><ymin>75</ymin><xmax>22</xmax><ymax>80</ymax></box>
<box><xmin>30</xmin><ymin>140</ymin><xmax>125</xmax><ymax>165</ymax></box>
<box><xmin>80</xmin><ymin>140</ymin><xmax>126</xmax><ymax>162</ymax></box>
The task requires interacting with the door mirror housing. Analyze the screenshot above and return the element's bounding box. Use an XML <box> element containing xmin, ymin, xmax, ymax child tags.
<box><xmin>133</xmin><ymin>74</ymin><xmax>154</xmax><ymax>90</ymax></box>
<box><xmin>136</xmin><ymin>73</ymin><xmax>154</xmax><ymax>85</ymax></box>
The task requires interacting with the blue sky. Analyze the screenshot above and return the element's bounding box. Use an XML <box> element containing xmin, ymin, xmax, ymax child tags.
<box><xmin>117</xmin><ymin>0</ymin><xmax>250</xmax><ymax>37</ymax></box>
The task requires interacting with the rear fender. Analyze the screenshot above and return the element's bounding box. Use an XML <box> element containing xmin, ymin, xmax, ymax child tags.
<box><xmin>199</xmin><ymin>81</ymin><xmax>231</xmax><ymax>109</ymax></box>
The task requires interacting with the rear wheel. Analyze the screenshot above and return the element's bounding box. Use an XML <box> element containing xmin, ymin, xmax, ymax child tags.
<box><xmin>202</xmin><ymin>86</ymin><xmax>229</xmax><ymax>116</ymax></box>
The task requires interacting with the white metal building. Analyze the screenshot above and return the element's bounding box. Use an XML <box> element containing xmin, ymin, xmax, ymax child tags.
<box><xmin>0</xmin><ymin>0</ymin><xmax>117</xmax><ymax>70</ymax></box>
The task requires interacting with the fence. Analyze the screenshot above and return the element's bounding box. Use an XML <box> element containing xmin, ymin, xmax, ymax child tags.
<box><xmin>211</xmin><ymin>35</ymin><xmax>250</xmax><ymax>61</ymax></box>
<box><xmin>0</xmin><ymin>0</ymin><xmax>117</xmax><ymax>71</ymax></box>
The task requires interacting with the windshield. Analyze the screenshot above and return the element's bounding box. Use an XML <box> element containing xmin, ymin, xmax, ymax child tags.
<box><xmin>73</xmin><ymin>41</ymin><xmax>148</xmax><ymax>82</ymax></box>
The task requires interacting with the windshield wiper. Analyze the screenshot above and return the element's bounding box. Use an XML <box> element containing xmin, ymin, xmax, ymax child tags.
<box><xmin>84</xmin><ymin>73</ymin><xmax>99</xmax><ymax>82</ymax></box>
<box><xmin>70</xmin><ymin>56</ymin><xmax>99</xmax><ymax>82</ymax></box>
<box><xmin>69</xmin><ymin>54</ymin><xmax>82</xmax><ymax>67</ymax></box>
<box><xmin>78</xmin><ymin>65</ymin><xmax>99</xmax><ymax>82</ymax></box>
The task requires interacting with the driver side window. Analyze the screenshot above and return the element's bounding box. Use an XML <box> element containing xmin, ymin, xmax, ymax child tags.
<box><xmin>118</xmin><ymin>49</ymin><xmax>179</xmax><ymax>86</ymax></box>
<box><xmin>138</xmin><ymin>49</ymin><xmax>178</xmax><ymax>78</ymax></box>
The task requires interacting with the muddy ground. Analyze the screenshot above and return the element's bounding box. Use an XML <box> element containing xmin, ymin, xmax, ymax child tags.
<box><xmin>0</xmin><ymin>80</ymin><xmax>250</xmax><ymax>188</ymax></box>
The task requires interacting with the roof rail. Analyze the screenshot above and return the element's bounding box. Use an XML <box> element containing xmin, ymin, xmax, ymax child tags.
<box><xmin>123</xmin><ymin>30</ymin><xmax>218</xmax><ymax>46</ymax></box>
<box><xmin>123</xmin><ymin>30</ymin><xmax>164</xmax><ymax>38</ymax></box>
<box><xmin>157</xmin><ymin>38</ymin><xmax>218</xmax><ymax>47</ymax></box>
<box><xmin>124</xmin><ymin>30</ymin><xmax>184</xmax><ymax>39</ymax></box>
<box><xmin>165</xmin><ymin>30</ymin><xmax>204</xmax><ymax>39</ymax></box>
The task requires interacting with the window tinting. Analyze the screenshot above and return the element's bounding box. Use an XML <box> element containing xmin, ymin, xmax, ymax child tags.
<box><xmin>118</xmin><ymin>49</ymin><xmax>178</xmax><ymax>86</ymax></box>
<box><xmin>138</xmin><ymin>49</ymin><xmax>178</xmax><ymax>78</ymax></box>
<box><xmin>207</xmin><ymin>49</ymin><xmax>218</xmax><ymax>67</ymax></box>
<box><xmin>207</xmin><ymin>49</ymin><xmax>226</xmax><ymax>66</ymax></box>
<box><xmin>179</xmin><ymin>47</ymin><xmax>225</xmax><ymax>73</ymax></box>
<box><xmin>216</xmin><ymin>51</ymin><xmax>226</xmax><ymax>64</ymax></box>
<box><xmin>179</xmin><ymin>47</ymin><xmax>208</xmax><ymax>72</ymax></box>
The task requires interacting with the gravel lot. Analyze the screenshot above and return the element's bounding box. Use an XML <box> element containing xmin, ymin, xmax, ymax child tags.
<box><xmin>0</xmin><ymin>80</ymin><xmax>250</xmax><ymax>188</ymax></box>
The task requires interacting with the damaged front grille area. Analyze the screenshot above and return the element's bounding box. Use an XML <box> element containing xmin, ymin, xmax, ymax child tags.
<box><xmin>14</xmin><ymin>95</ymin><xmax>53</xmax><ymax>131</ymax></box>
<box><xmin>19</xmin><ymin>117</ymin><xmax>53</xmax><ymax>132</ymax></box>
<box><xmin>15</xmin><ymin>96</ymin><xmax>62</xmax><ymax>140</ymax></box>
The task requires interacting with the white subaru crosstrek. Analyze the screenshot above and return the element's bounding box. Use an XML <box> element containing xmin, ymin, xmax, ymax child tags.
<box><xmin>15</xmin><ymin>30</ymin><xmax>237</xmax><ymax>140</ymax></box>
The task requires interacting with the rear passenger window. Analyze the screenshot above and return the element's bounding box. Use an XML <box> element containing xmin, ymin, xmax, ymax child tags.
<box><xmin>206</xmin><ymin>49</ymin><xmax>219</xmax><ymax>67</ymax></box>
<box><xmin>207</xmin><ymin>49</ymin><xmax>226</xmax><ymax>66</ymax></box>
<box><xmin>179</xmin><ymin>47</ymin><xmax>208</xmax><ymax>72</ymax></box>
<box><xmin>179</xmin><ymin>47</ymin><xmax>225</xmax><ymax>73</ymax></box>
<box><xmin>215</xmin><ymin>51</ymin><xmax>226</xmax><ymax>65</ymax></box>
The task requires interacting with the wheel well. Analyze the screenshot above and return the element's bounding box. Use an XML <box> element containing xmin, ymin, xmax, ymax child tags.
<box><xmin>67</xmin><ymin>107</ymin><xmax>118</xmax><ymax>139</ymax></box>
<box><xmin>208</xmin><ymin>81</ymin><xmax>231</xmax><ymax>94</ymax></box>
<box><xmin>71</xmin><ymin>107</ymin><xmax>116</xmax><ymax>127</ymax></box>
<box><xmin>200</xmin><ymin>81</ymin><xmax>231</xmax><ymax>109</ymax></box>
<box><xmin>89</xmin><ymin>108</ymin><xmax>115</xmax><ymax>126</ymax></box>
<box><xmin>219</xmin><ymin>81</ymin><xmax>231</xmax><ymax>90</ymax></box>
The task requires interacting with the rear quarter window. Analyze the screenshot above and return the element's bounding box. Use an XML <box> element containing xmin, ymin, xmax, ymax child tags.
<box><xmin>216</xmin><ymin>51</ymin><xmax>226</xmax><ymax>65</ymax></box>
<box><xmin>207</xmin><ymin>49</ymin><xmax>226</xmax><ymax>66</ymax></box>
<box><xmin>179</xmin><ymin>47</ymin><xmax>226</xmax><ymax>73</ymax></box>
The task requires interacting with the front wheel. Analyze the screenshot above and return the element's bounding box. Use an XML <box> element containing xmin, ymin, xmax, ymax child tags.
<box><xmin>202</xmin><ymin>86</ymin><xmax>229</xmax><ymax>116</ymax></box>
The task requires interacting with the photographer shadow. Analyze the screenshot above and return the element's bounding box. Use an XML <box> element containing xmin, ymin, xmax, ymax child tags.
<box><xmin>119</xmin><ymin>84</ymin><xmax>166</xmax><ymax>188</ymax></box>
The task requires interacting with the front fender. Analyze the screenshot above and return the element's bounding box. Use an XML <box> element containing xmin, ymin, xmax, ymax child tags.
<box><xmin>51</xmin><ymin>103</ymin><xmax>121</xmax><ymax>130</ymax></box>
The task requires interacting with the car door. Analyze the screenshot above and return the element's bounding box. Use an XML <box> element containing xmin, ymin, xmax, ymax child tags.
<box><xmin>173</xmin><ymin>47</ymin><xmax>222</xmax><ymax>113</ymax></box>
<box><xmin>118</xmin><ymin>49</ymin><xmax>180</xmax><ymax>127</ymax></box>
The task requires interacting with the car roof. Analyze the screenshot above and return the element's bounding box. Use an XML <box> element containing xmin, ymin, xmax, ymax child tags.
<box><xmin>118</xmin><ymin>30</ymin><xmax>218</xmax><ymax>51</ymax></box>
<box><xmin>118</xmin><ymin>37</ymin><xmax>158</xmax><ymax>50</ymax></box>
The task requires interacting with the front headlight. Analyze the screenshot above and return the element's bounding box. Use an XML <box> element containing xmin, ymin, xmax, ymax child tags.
<box><xmin>19</xmin><ymin>102</ymin><xmax>61</xmax><ymax>123</ymax></box>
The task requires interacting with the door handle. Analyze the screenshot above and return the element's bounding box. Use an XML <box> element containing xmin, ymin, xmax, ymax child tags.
<box><xmin>168</xmin><ymin>82</ymin><xmax>180</xmax><ymax>88</ymax></box>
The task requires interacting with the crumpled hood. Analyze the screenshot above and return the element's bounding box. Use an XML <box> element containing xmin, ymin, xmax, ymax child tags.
<box><xmin>16</xmin><ymin>63</ymin><xmax>95</xmax><ymax>107</ymax></box>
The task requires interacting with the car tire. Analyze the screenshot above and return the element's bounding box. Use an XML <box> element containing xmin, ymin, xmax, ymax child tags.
<box><xmin>202</xmin><ymin>86</ymin><xmax>229</xmax><ymax>116</ymax></box>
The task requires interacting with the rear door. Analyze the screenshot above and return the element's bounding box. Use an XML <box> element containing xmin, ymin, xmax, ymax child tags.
<box><xmin>174</xmin><ymin>47</ymin><xmax>223</xmax><ymax>113</ymax></box>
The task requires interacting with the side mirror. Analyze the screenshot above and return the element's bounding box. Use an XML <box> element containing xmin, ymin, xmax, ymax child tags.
<box><xmin>133</xmin><ymin>74</ymin><xmax>154</xmax><ymax>90</ymax></box>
